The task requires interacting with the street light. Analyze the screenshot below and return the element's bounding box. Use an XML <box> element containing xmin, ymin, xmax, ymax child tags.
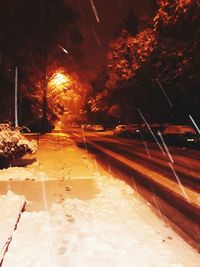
<box><xmin>14</xmin><ymin>66</ymin><xmax>18</xmax><ymax>128</ymax></box>
<box><xmin>41</xmin><ymin>71</ymin><xmax>71</xmax><ymax>132</ymax></box>
<box><xmin>49</xmin><ymin>72</ymin><xmax>70</xmax><ymax>89</ymax></box>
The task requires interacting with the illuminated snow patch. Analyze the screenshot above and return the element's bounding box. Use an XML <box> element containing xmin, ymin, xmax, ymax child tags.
<box><xmin>2</xmin><ymin>177</ymin><xmax>200</xmax><ymax>267</ymax></box>
<box><xmin>0</xmin><ymin>191</ymin><xmax>26</xmax><ymax>262</ymax></box>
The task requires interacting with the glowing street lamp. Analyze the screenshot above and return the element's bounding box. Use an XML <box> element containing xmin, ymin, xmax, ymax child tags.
<box><xmin>42</xmin><ymin>71</ymin><xmax>71</xmax><ymax>126</ymax></box>
<box><xmin>42</xmin><ymin>69</ymin><xmax>76</xmax><ymax>133</ymax></box>
<box><xmin>49</xmin><ymin>72</ymin><xmax>70</xmax><ymax>89</ymax></box>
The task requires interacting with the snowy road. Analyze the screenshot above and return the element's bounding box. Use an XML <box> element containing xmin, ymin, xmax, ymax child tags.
<box><xmin>68</xmin><ymin>128</ymin><xmax>200</xmax><ymax>250</ymax></box>
<box><xmin>0</xmin><ymin>132</ymin><xmax>199</xmax><ymax>266</ymax></box>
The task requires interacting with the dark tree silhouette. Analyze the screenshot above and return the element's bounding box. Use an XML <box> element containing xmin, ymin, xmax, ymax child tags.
<box><xmin>89</xmin><ymin>0</ymin><xmax>200</xmax><ymax>124</ymax></box>
<box><xmin>0</xmin><ymin>0</ymin><xmax>83</xmax><ymax>128</ymax></box>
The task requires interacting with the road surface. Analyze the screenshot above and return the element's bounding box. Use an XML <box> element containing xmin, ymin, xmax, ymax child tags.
<box><xmin>1</xmin><ymin>131</ymin><xmax>200</xmax><ymax>267</ymax></box>
<box><xmin>67</xmin><ymin>127</ymin><xmax>200</xmax><ymax>250</ymax></box>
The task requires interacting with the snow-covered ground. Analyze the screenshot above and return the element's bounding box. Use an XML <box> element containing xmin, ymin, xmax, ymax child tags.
<box><xmin>0</xmin><ymin>166</ymin><xmax>49</xmax><ymax>181</ymax></box>
<box><xmin>0</xmin><ymin>191</ymin><xmax>25</xmax><ymax>263</ymax></box>
<box><xmin>0</xmin><ymin>134</ymin><xmax>199</xmax><ymax>266</ymax></box>
<box><xmin>1</xmin><ymin>176</ymin><xmax>200</xmax><ymax>267</ymax></box>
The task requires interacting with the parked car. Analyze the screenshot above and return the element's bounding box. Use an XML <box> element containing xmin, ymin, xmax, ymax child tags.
<box><xmin>113</xmin><ymin>124</ymin><xmax>128</xmax><ymax>137</ymax></box>
<box><xmin>91</xmin><ymin>124</ymin><xmax>105</xmax><ymax>132</ymax></box>
<box><xmin>162</xmin><ymin>125</ymin><xmax>199</xmax><ymax>147</ymax></box>
<box><xmin>85</xmin><ymin>124</ymin><xmax>92</xmax><ymax>130</ymax></box>
<box><xmin>141</xmin><ymin>123</ymin><xmax>165</xmax><ymax>140</ymax></box>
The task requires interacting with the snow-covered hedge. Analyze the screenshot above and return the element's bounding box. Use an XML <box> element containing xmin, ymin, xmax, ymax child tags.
<box><xmin>0</xmin><ymin>124</ymin><xmax>37</xmax><ymax>167</ymax></box>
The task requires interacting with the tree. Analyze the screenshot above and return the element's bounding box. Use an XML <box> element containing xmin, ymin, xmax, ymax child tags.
<box><xmin>0</xmin><ymin>0</ymin><xmax>83</xmax><ymax>128</ymax></box>
<box><xmin>0</xmin><ymin>124</ymin><xmax>36</xmax><ymax>168</ymax></box>
<box><xmin>152</xmin><ymin>0</ymin><xmax>200</xmax><ymax>121</ymax></box>
<box><xmin>91</xmin><ymin>0</ymin><xmax>200</xmax><ymax>124</ymax></box>
<box><xmin>107</xmin><ymin>28</ymin><xmax>156</xmax><ymax>89</ymax></box>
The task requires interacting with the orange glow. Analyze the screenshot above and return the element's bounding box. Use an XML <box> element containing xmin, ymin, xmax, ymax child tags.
<box><xmin>53</xmin><ymin>73</ymin><xmax>69</xmax><ymax>87</ymax></box>
<box><xmin>48</xmin><ymin>72</ymin><xmax>71</xmax><ymax>91</ymax></box>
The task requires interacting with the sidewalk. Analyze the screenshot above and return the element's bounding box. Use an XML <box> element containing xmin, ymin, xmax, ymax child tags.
<box><xmin>0</xmin><ymin>133</ymin><xmax>199</xmax><ymax>266</ymax></box>
<box><xmin>0</xmin><ymin>191</ymin><xmax>26</xmax><ymax>265</ymax></box>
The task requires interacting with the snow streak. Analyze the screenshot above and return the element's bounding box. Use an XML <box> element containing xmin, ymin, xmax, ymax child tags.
<box><xmin>156</xmin><ymin>78</ymin><xmax>173</xmax><ymax>108</ymax></box>
<box><xmin>90</xmin><ymin>0</ymin><xmax>100</xmax><ymax>23</ymax></box>
<box><xmin>168</xmin><ymin>162</ymin><xmax>190</xmax><ymax>203</ymax></box>
<box><xmin>91</xmin><ymin>27</ymin><xmax>101</xmax><ymax>46</ymax></box>
<box><xmin>189</xmin><ymin>114</ymin><xmax>200</xmax><ymax>135</ymax></box>
<box><xmin>58</xmin><ymin>45</ymin><xmax>69</xmax><ymax>54</ymax></box>
<box><xmin>158</xmin><ymin>131</ymin><xmax>174</xmax><ymax>164</ymax></box>
<box><xmin>137</xmin><ymin>108</ymin><xmax>166</xmax><ymax>155</ymax></box>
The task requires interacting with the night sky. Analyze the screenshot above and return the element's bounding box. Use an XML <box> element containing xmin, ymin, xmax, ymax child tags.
<box><xmin>67</xmin><ymin>0</ymin><xmax>157</xmax><ymax>79</ymax></box>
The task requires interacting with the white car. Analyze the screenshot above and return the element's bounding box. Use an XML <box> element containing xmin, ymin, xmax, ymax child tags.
<box><xmin>91</xmin><ymin>124</ymin><xmax>105</xmax><ymax>132</ymax></box>
<box><xmin>113</xmin><ymin>125</ymin><xmax>128</xmax><ymax>136</ymax></box>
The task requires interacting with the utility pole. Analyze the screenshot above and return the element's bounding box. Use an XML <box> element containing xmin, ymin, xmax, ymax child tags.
<box><xmin>42</xmin><ymin>58</ymin><xmax>48</xmax><ymax>133</ymax></box>
<box><xmin>14</xmin><ymin>66</ymin><xmax>18</xmax><ymax>127</ymax></box>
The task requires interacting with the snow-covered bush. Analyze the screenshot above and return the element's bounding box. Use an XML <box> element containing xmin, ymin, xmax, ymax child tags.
<box><xmin>0</xmin><ymin>124</ymin><xmax>37</xmax><ymax>167</ymax></box>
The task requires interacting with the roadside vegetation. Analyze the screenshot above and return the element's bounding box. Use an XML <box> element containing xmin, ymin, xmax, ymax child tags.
<box><xmin>0</xmin><ymin>124</ymin><xmax>36</xmax><ymax>168</ymax></box>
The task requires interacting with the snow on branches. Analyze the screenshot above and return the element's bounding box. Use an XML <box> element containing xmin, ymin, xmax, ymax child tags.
<box><xmin>106</xmin><ymin>28</ymin><xmax>156</xmax><ymax>88</ymax></box>
<box><xmin>154</xmin><ymin>0</ymin><xmax>199</xmax><ymax>36</ymax></box>
<box><xmin>0</xmin><ymin>124</ymin><xmax>37</xmax><ymax>167</ymax></box>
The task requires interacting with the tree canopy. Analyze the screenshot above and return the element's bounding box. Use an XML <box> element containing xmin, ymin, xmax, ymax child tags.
<box><xmin>0</xmin><ymin>0</ymin><xmax>83</xmax><ymax>125</ymax></box>
<box><xmin>89</xmin><ymin>0</ymin><xmax>200</xmax><ymax>124</ymax></box>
